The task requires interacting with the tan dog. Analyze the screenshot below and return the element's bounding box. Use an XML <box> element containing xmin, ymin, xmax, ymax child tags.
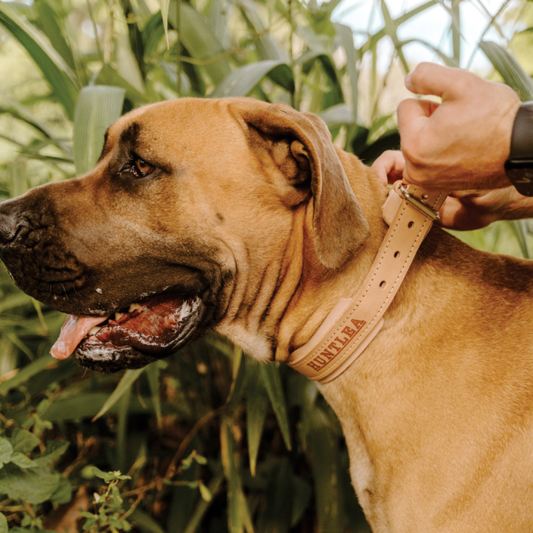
<box><xmin>1</xmin><ymin>98</ymin><xmax>533</xmax><ymax>532</ymax></box>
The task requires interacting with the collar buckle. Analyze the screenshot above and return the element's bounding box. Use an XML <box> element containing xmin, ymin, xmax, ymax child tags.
<box><xmin>397</xmin><ymin>183</ymin><xmax>440</xmax><ymax>221</ymax></box>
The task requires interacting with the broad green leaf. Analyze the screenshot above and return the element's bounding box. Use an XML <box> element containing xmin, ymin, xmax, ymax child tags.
<box><xmin>168</xmin><ymin>3</ymin><xmax>231</xmax><ymax>85</ymax></box>
<box><xmin>7</xmin><ymin>160</ymin><xmax>28</xmax><ymax>198</ymax></box>
<box><xmin>50</xmin><ymin>476</ymin><xmax>72</xmax><ymax>504</ymax></box>
<box><xmin>8</xmin><ymin>452</ymin><xmax>37</xmax><ymax>469</ymax></box>
<box><xmin>73</xmin><ymin>85</ymin><xmax>126</xmax><ymax>176</ymax></box>
<box><xmin>10</xmin><ymin>429</ymin><xmax>40</xmax><ymax>454</ymax></box>
<box><xmin>479</xmin><ymin>41</ymin><xmax>533</xmax><ymax>101</ymax></box>
<box><xmin>33</xmin><ymin>441</ymin><xmax>69</xmax><ymax>467</ymax></box>
<box><xmin>259</xmin><ymin>364</ymin><xmax>291</xmax><ymax>450</ymax></box>
<box><xmin>93</xmin><ymin>368</ymin><xmax>145</xmax><ymax>420</ymax></box>
<box><xmin>0</xmin><ymin>438</ymin><xmax>14</xmax><ymax>468</ymax></box>
<box><xmin>507</xmin><ymin>220</ymin><xmax>531</xmax><ymax>259</ymax></box>
<box><xmin>319</xmin><ymin>103</ymin><xmax>354</xmax><ymax>128</ymax></box>
<box><xmin>0</xmin><ymin>463</ymin><xmax>61</xmax><ymax>504</ymax></box>
<box><xmin>0</xmin><ymin>2</ymin><xmax>79</xmax><ymax>119</ymax></box>
<box><xmin>0</xmin><ymin>513</ymin><xmax>7</xmax><ymax>533</ymax></box>
<box><xmin>94</xmin><ymin>64</ymin><xmax>151</xmax><ymax>105</ymax></box>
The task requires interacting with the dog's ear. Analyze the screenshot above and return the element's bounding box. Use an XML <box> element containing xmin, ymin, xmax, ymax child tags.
<box><xmin>236</xmin><ymin>102</ymin><xmax>370</xmax><ymax>269</ymax></box>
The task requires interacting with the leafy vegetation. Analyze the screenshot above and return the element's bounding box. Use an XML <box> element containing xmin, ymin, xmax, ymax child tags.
<box><xmin>0</xmin><ymin>0</ymin><xmax>532</xmax><ymax>531</ymax></box>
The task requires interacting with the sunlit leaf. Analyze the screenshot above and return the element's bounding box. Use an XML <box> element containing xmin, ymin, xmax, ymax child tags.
<box><xmin>479</xmin><ymin>40</ymin><xmax>533</xmax><ymax>101</ymax></box>
<box><xmin>211</xmin><ymin>60</ymin><xmax>294</xmax><ymax>98</ymax></box>
<box><xmin>0</xmin><ymin>2</ymin><xmax>79</xmax><ymax>119</ymax></box>
<box><xmin>73</xmin><ymin>85</ymin><xmax>126</xmax><ymax>176</ymax></box>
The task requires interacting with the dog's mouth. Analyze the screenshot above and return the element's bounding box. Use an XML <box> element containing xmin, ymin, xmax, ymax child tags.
<box><xmin>51</xmin><ymin>292</ymin><xmax>202</xmax><ymax>373</ymax></box>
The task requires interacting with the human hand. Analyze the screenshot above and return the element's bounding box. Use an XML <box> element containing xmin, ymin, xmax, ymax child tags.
<box><xmin>397</xmin><ymin>63</ymin><xmax>521</xmax><ymax>191</ymax></box>
<box><xmin>371</xmin><ymin>150</ymin><xmax>533</xmax><ymax>230</ymax></box>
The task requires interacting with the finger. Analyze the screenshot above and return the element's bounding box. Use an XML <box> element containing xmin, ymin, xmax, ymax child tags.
<box><xmin>438</xmin><ymin>197</ymin><xmax>492</xmax><ymax>231</ymax></box>
<box><xmin>405</xmin><ymin>62</ymin><xmax>479</xmax><ymax>101</ymax></box>
<box><xmin>397</xmin><ymin>98</ymin><xmax>438</xmax><ymax>138</ymax></box>
<box><xmin>370</xmin><ymin>150</ymin><xmax>404</xmax><ymax>185</ymax></box>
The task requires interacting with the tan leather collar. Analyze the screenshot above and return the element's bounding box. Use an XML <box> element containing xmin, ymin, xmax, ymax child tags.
<box><xmin>288</xmin><ymin>182</ymin><xmax>448</xmax><ymax>383</ymax></box>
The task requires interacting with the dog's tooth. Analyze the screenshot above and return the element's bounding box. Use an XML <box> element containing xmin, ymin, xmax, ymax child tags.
<box><xmin>115</xmin><ymin>312</ymin><xmax>124</xmax><ymax>320</ymax></box>
<box><xmin>89</xmin><ymin>326</ymin><xmax>101</xmax><ymax>335</ymax></box>
<box><xmin>128</xmin><ymin>303</ymin><xmax>141</xmax><ymax>313</ymax></box>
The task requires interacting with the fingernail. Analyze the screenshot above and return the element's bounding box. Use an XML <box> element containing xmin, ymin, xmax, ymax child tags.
<box><xmin>405</xmin><ymin>72</ymin><xmax>412</xmax><ymax>88</ymax></box>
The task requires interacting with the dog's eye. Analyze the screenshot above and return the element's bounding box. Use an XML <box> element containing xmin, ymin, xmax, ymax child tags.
<box><xmin>132</xmin><ymin>158</ymin><xmax>154</xmax><ymax>178</ymax></box>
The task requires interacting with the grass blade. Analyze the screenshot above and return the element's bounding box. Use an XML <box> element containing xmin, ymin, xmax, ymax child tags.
<box><xmin>92</xmin><ymin>368</ymin><xmax>145</xmax><ymax>420</ymax></box>
<box><xmin>259</xmin><ymin>364</ymin><xmax>291</xmax><ymax>450</ymax></box>
<box><xmin>245</xmin><ymin>360</ymin><xmax>269</xmax><ymax>476</ymax></box>
<box><xmin>0</xmin><ymin>2</ymin><xmax>79</xmax><ymax>119</ymax></box>
<box><xmin>479</xmin><ymin>40</ymin><xmax>533</xmax><ymax>101</ymax></box>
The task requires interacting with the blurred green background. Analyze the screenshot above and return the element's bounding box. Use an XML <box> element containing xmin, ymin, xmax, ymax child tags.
<box><xmin>0</xmin><ymin>0</ymin><xmax>532</xmax><ymax>531</ymax></box>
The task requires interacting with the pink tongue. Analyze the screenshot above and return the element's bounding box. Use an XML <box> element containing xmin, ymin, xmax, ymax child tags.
<box><xmin>51</xmin><ymin>315</ymin><xmax>109</xmax><ymax>360</ymax></box>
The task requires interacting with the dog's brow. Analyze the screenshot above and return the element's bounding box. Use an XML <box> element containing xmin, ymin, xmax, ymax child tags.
<box><xmin>119</xmin><ymin>122</ymin><xmax>140</xmax><ymax>148</ymax></box>
<box><xmin>97</xmin><ymin>129</ymin><xmax>112</xmax><ymax>162</ymax></box>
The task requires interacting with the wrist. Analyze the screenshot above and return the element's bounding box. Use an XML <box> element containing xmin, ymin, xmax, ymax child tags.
<box><xmin>505</xmin><ymin>101</ymin><xmax>533</xmax><ymax>196</ymax></box>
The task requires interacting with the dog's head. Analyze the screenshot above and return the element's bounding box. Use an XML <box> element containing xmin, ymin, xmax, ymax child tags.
<box><xmin>0</xmin><ymin>98</ymin><xmax>370</xmax><ymax>372</ymax></box>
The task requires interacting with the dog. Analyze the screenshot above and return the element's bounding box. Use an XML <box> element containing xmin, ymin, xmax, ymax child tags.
<box><xmin>1</xmin><ymin>97</ymin><xmax>533</xmax><ymax>532</ymax></box>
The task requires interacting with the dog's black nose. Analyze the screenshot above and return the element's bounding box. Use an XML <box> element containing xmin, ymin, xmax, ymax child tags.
<box><xmin>0</xmin><ymin>202</ymin><xmax>20</xmax><ymax>245</ymax></box>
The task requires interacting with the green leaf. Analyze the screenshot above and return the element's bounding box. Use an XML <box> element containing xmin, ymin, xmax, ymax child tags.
<box><xmin>258</xmin><ymin>458</ymin><xmax>293</xmax><ymax>533</ymax></box>
<box><xmin>0</xmin><ymin>2</ymin><xmax>79</xmax><ymax>119</ymax></box>
<box><xmin>318</xmin><ymin>103</ymin><xmax>354</xmax><ymax>128</ymax></box>
<box><xmin>0</xmin><ymin>463</ymin><xmax>61</xmax><ymax>504</ymax></box>
<box><xmin>245</xmin><ymin>360</ymin><xmax>269</xmax><ymax>476</ymax></box>
<box><xmin>160</xmin><ymin>0</ymin><xmax>170</xmax><ymax>47</ymax></box>
<box><xmin>32</xmin><ymin>0</ymin><xmax>77</xmax><ymax>71</ymax></box>
<box><xmin>94</xmin><ymin>64</ymin><xmax>151</xmax><ymax>106</ymax></box>
<box><xmin>10</xmin><ymin>429</ymin><xmax>40</xmax><ymax>454</ymax></box>
<box><xmin>0</xmin><ymin>438</ymin><xmax>14</xmax><ymax>468</ymax></box>
<box><xmin>8</xmin><ymin>452</ymin><xmax>37</xmax><ymax>469</ymax></box>
<box><xmin>479</xmin><ymin>41</ymin><xmax>533</xmax><ymax>101</ymax></box>
<box><xmin>336</xmin><ymin>23</ymin><xmax>359</xmax><ymax>125</ymax></box>
<box><xmin>50</xmin><ymin>476</ymin><xmax>72</xmax><ymax>504</ymax></box>
<box><xmin>168</xmin><ymin>3</ymin><xmax>231</xmax><ymax>85</ymax></box>
<box><xmin>259</xmin><ymin>364</ymin><xmax>291</xmax><ymax>450</ymax></box>
<box><xmin>146</xmin><ymin>363</ymin><xmax>162</xmax><ymax>427</ymax></box>
<box><xmin>221</xmin><ymin>419</ymin><xmax>243</xmax><ymax>533</ymax></box>
<box><xmin>33</xmin><ymin>441</ymin><xmax>69</xmax><ymax>467</ymax></box>
<box><xmin>73</xmin><ymin>85</ymin><xmax>126</xmax><ymax>176</ymax></box>
<box><xmin>182</xmin><ymin>466</ymin><xmax>224</xmax><ymax>533</ymax></box>
<box><xmin>93</xmin><ymin>368</ymin><xmax>145</xmax><ymax>420</ymax></box>
<box><xmin>0</xmin><ymin>513</ymin><xmax>7</xmax><ymax>533</ymax></box>
<box><xmin>128</xmin><ymin>508</ymin><xmax>167</xmax><ymax>533</ymax></box>
<box><xmin>199</xmin><ymin>482</ymin><xmax>212</xmax><ymax>502</ymax></box>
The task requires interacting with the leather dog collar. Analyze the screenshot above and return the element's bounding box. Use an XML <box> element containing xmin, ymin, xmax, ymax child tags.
<box><xmin>288</xmin><ymin>182</ymin><xmax>448</xmax><ymax>383</ymax></box>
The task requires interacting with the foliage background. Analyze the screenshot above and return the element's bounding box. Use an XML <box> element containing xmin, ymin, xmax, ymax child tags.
<box><xmin>0</xmin><ymin>0</ymin><xmax>532</xmax><ymax>531</ymax></box>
